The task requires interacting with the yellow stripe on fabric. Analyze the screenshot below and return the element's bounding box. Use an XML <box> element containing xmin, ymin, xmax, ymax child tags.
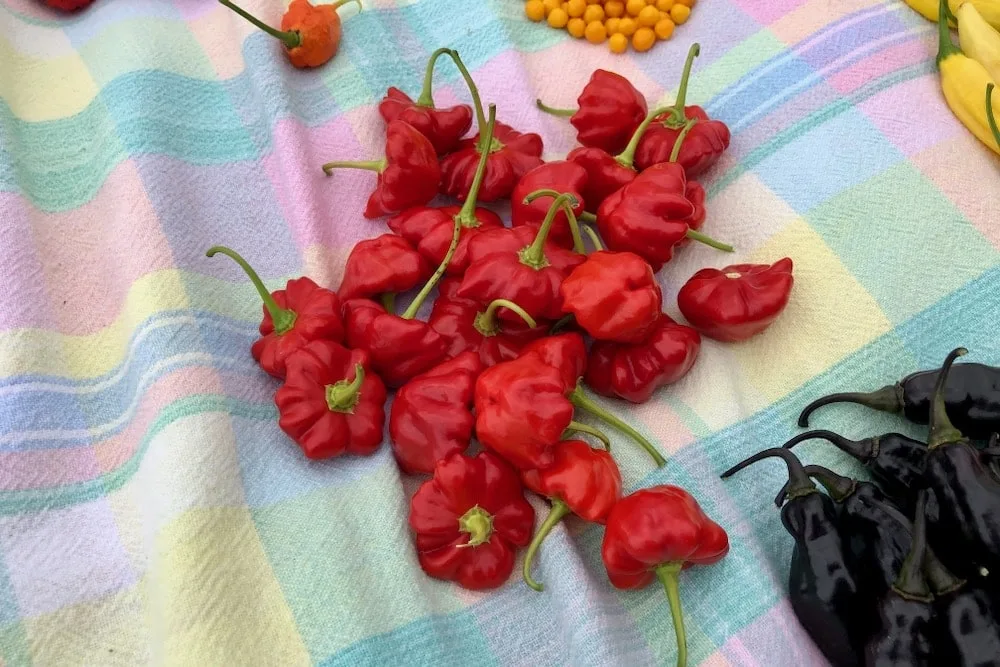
<box><xmin>0</xmin><ymin>41</ymin><xmax>98</xmax><ymax>122</ymax></box>
<box><xmin>150</xmin><ymin>507</ymin><xmax>311</xmax><ymax>666</ymax></box>
<box><xmin>735</xmin><ymin>218</ymin><xmax>893</xmax><ymax>402</ymax></box>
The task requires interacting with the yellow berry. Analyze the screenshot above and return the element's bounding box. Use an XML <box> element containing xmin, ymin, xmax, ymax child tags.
<box><xmin>542</xmin><ymin>0</ymin><xmax>561</xmax><ymax>15</ymax></box>
<box><xmin>525</xmin><ymin>0</ymin><xmax>546</xmax><ymax>21</ymax></box>
<box><xmin>656</xmin><ymin>0</ymin><xmax>674</xmax><ymax>9</ymax></box>
<box><xmin>676</xmin><ymin>0</ymin><xmax>695</xmax><ymax>5</ymax></box>
<box><xmin>609</xmin><ymin>32</ymin><xmax>629</xmax><ymax>53</ymax></box>
<box><xmin>646</xmin><ymin>0</ymin><xmax>657</xmax><ymax>4</ymax></box>
<box><xmin>605</xmin><ymin>16</ymin><xmax>621</xmax><ymax>33</ymax></box>
<box><xmin>586</xmin><ymin>0</ymin><xmax>602</xmax><ymax>3</ymax></box>
<box><xmin>566</xmin><ymin>0</ymin><xmax>586</xmax><ymax>17</ymax></box>
<box><xmin>604</xmin><ymin>0</ymin><xmax>625</xmax><ymax>17</ymax></box>
<box><xmin>669</xmin><ymin>3</ymin><xmax>690</xmax><ymax>23</ymax></box>
<box><xmin>585</xmin><ymin>20</ymin><xmax>607</xmax><ymax>42</ymax></box>
<box><xmin>637</xmin><ymin>4</ymin><xmax>660</xmax><ymax>25</ymax></box>
<box><xmin>618</xmin><ymin>16</ymin><xmax>637</xmax><ymax>36</ymax></box>
<box><xmin>566</xmin><ymin>17</ymin><xmax>586</xmax><ymax>36</ymax></box>
<box><xmin>583</xmin><ymin>4</ymin><xmax>604</xmax><ymax>22</ymax></box>
<box><xmin>654</xmin><ymin>17</ymin><xmax>674</xmax><ymax>39</ymax></box>
<box><xmin>626</xmin><ymin>0</ymin><xmax>646</xmax><ymax>16</ymax></box>
<box><xmin>547</xmin><ymin>7</ymin><xmax>569</xmax><ymax>27</ymax></box>
<box><xmin>632</xmin><ymin>26</ymin><xmax>655</xmax><ymax>51</ymax></box>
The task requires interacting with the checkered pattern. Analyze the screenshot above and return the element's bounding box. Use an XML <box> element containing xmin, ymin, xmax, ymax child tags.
<box><xmin>1</xmin><ymin>0</ymin><xmax>999</xmax><ymax>664</ymax></box>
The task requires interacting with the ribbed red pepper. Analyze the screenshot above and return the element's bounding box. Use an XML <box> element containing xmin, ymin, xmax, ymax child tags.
<box><xmin>378</xmin><ymin>48</ymin><xmax>473</xmax><ymax>155</ymax></box>
<box><xmin>602</xmin><ymin>485</ymin><xmax>730</xmax><ymax>667</ymax></box>
<box><xmin>389</xmin><ymin>351</ymin><xmax>483</xmax><ymax>475</ymax></box>
<box><xmin>387</xmin><ymin>106</ymin><xmax>503</xmax><ymax>276</ymax></box>
<box><xmin>510</xmin><ymin>162</ymin><xmax>589</xmax><ymax>247</ymax></box>
<box><xmin>536</xmin><ymin>70</ymin><xmax>648</xmax><ymax>155</ymax></box>
<box><xmin>585</xmin><ymin>314</ymin><xmax>701</xmax><ymax>404</ymax></box>
<box><xmin>517</xmin><ymin>332</ymin><xmax>587</xmax><ymax>393</ymax></box>
<box><xmin>274</xmin><ymin>340</ymin><xmax>386</xmax><ymax>459</ymax></box>
<box><xmin>521</xmin><ymin>439</ymin><xmax>623</xmax><ymax>590</ymax></box>
<box><xmin>409</xmin><ymin>451</ymin><xmax>535</xmax><ymax>590</ymax></box>
<box><xmin>337</xmin><ymin>234</ymin><xmax>430</xmax><ymax>302</ymax></box>
<box><xmin>206</xmin><ymin>246</ymin><xmax>343</xmax><ymax>379</ymax></box>
<box><xmin>322</xmin><ymin>119</ymin><xmax>440</xmax><ymax>219</ymax></box>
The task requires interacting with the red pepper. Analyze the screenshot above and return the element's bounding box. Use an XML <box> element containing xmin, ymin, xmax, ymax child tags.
<box><xmin>274</xmin><ymin>340</ymin><xmax>386</xmax><ymax>459</ymax></box>
<box><xmin>409</xmin><ymin>451</ymin><xmax>535</xmax><ymax>590</ymax></box>
<box><xmin>322</xmin><ymin>119</ymin><xmax>440</xmax><ymax>219</ymax></box>
<box><xmin>634</xmin><ymin>44</ymin><xmax>731</xmax><ymax>176</ymax></box>
<box><xmin>602</xmin><ymin>485</ymin><xmax>729</xmax><ymax>667</ymax></box>
<box><xmin>378</xmin><ymin>48</ymin><xmax>473</xmax><ymax>156</ymax></box>
<box><xmin>517</xmin><ymin>332</ymin><xmax>588</xmax><ymax>393</ymax></box>
<box><xmin>521</xmin><ymin>439</ymin><xmax>622</xmax><ymax>591</ymax></box>
<box><xmin>439</xmin><ymin>53</ymin><xmax>543</xmax><ymax>202</ymax></box>
<box><xmin>387</xmin><ymin>105</ymin><xmax>503</xmax><ymax>276</ymax></box>
<box><xmin>510</xmin><ymin>162</ymin><xmax>589</xmax><ymax>247</ymax></box>
<box><xmin>429</xmin><ymin>277</ymin><xmax>544</xmax><ymax>367</ymax></box>
<box><xmin>337</xmin><ymin>234</ymin><xmax>431</xmax><ymax>302</ymax></box>
<box><xmin>206</xmin><ymin>246</ymin><xmax>343</xmax><ymax>379</ymax></box>
<box><xmin>458</xmin><ymin>194</ymin><xmax>586</xmax><ymax>323</ymax></box>
<box><xmin>565</xmin><ymin>103</ymin><xmax>672</xmax><ymax>212</ymax></box>
<box><xmin>536</xmin><ymin>70</ymin><xmax>648</xmax><ymax>155</ymax></box>
<box><xmin>677</xmin><ymin>258</ymin><xmax>794</xmax><ymax>342</ymax></box>
<box><xmin>44</xmin><ymin>0</ymin><xmax>94</xmax><ymax>10</ymax></box>
<box><xmin>560</xmin><ymin>250</ymin><xmax>662</xmax><ymax>344</ymax></box>
<box><xmin>682</xmin><ymin>181</ymin><xmax>706</xmax><ymax>237</ymax></box>
<box><xmin>585</xmin><ymin>314</ymin><xmax>701</xmax><ymax>404</ymax></box>
<box><xmin>389</xmin><ymin>351</ymin><xmax>483</xmax><ymax>475</ymax></box>
<box><xmin>218</xmin><ymin>0</ymin><xmax>359</xmax><ymax>69</ymax></box>
<box><xmin>596</xmin><ymin>162</ymin><xmax>732</xmax><ymax>272</ymax></box>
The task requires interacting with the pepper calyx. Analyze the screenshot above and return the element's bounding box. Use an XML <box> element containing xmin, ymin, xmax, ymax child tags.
<box><xmin>206</xmin><ymin>245</ymin><xmax>298</xmax><ymax>335</ymax></box>
<box><xmin>326</xmin><ymin>364</ymin><xmax>364</xmax><ymax>413</ymax></box>
<box><xmin>473</xmin><ymin>299</ymin><xmax>537</xmax><ymax>337</ymax></box>
<box><xmin>457</xmin><ymin>505</ymin><xmax>494</xmax><ymax>547</ymax></box>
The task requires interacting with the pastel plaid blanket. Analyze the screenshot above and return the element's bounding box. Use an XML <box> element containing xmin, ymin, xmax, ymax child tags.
<box><xmin>1</xmin><ymin>0</ymin><xmax>999</xmax><ymax>664</ymax></box>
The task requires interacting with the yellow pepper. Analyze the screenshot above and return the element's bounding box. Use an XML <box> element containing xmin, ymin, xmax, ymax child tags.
<box><xmin>903</xmin><ymin>0</ymin><xmax>1000</xmax><ymax>29</ymax></box>
<box><xmin>937</xmin><ymin>0</ymin><xmax>1000</xmax><ymax>154</ymax></box>
<box><xmin>958</xmin><ymin>2</ymin><xmax>1000</xmax><ymax>82</ymax></box>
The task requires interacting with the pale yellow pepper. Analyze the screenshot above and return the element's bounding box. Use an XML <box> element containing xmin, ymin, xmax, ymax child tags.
<box><xmin>958</xmin><ymin>2</ymin><xmax>1000</xmax><ymax>82</ymax></box>
<box><xmin>903</xmin><ymin>0</ymin><xmax>1000</xmax><ymax>30</ymax></box>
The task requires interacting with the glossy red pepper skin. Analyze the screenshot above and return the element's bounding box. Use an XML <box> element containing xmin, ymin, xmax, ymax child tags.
<box><xmin>274</xmin><ymin>340</ymin><xmax>386</xmax><ymax>459</ymax></box>
<box><xmin>337</xmin><ymin>234</ymin><xmax>431</xmax><ymax>301</ymax></box>
<box><xmin>560</xmin><ymin>251</ymin><xmax>662</xmax><ymax>344</ymax></box>
<box><xmin>517</xmin><ymin>333</ymin><xmax>587</xmax><ymax>392</ymax></box>
<box><xmin>254</xmin><ymin>277</ymin><xmax>344</xmax><ymax>379</ymax></box>
<box><xmin>44</xmin><ymin>0</ymin><xmax>94</xmax><ymax>10</ymax></box>
<box><xmin>378</xmin><ymin>88</ymin><xmax>472</xmax><ymax>156</ymax></box>
<box><xmin>343</xmin><ymin>299</ymin><xmax>449</xmax><ymax>388</ymax></box>
<box><xmin>634</xmin><ymin>107</ymin><xmax>731</xmax><ymax>176</ymax></box>
<box><xmin>683</xmin><ymin>181</ymin><xmax>706</xmax><ymax>235</ymax></box>
<box><xmin>439</xmin><ymin>123</ymin><xmax>544</xmax><ymax>202</ymax></box>
<box><xmin>474</xmin><ymin>354</ymin><xmax>574</xmax><ymax>470</ymax></box>
<box><xmin>458</xmin><ymin>226</ymin><xmax>586</xmax><ymax>323</ymax></box>
<box><xmin>409</xmin><ymin>451</ymin><xmax>535</xmax><ymax>590</ymax></box>
<box><xmin>387</xmin><ymin>205</ymin><xmax>504</xmax><ymax>277</ymax></box>
<box><xmin>677</xmin><ymin>258</ymin><xmax>794</xmax><ymax>342</ymax></box>
<box><xmin>566</xmin><ymin>147</ymin><xmax>637</xmax><ymax>212</ymax></box>
<box><xmin>586</xmin><ymin>315</ymin><xmax>701</xmax><ymax>404</ymax></box>
<box><xmin>522</xmin><ymin>440</ymin><xmax>622</xmax><ymax>522</ymax></box>
<box><xmin>429</xmin><ymin>278</ymin><xmax>544</xmax><ymax>367</ymax></box>
<box><xmin>569</xmin><ymin>70</ymin><xmax>648</xmax><ymax>155</ymax></box>
<box><xmin>595</xmin><ymin>162</ymin><xmax>697</xmax><ymax>272</ymax></box>
<box><xmin>389</xmin><ymin>352</ymin><xmax>483</xmax><ymax>475</ymax></box>
<box><xmin>510</xmin><ymin>162</ymin><xmax>589</xmax><ymax>247</ymax></box>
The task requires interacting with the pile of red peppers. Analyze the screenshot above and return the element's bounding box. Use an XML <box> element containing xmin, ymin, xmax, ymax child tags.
<box><xmin>208</xmin><ymin>43</ymin><xmax>798</xmax><ymax>667</ymax></box>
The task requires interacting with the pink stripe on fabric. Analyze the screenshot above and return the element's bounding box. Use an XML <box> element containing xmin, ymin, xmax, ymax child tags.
<box><xmin>0</xmin><ymin>193</ymin><xmax>54</xmax><ymax>332</ymax></box>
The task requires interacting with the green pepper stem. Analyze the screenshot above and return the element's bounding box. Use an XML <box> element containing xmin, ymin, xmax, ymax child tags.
<box><xmin>401</xmin><ymin>193</ymin><xmax>467</xmax><ymax>319</ymax></box>
<box><xmin>563</xmin><ymin>421</ymin><xmax>611</xmax><ymax>450</ymax></box>
<box><xmin>520</xmin><ymin>193</ymin><xmax>578</xmax><ymax>268</ymax></box>
<box><xmin>569</xmin><ymin>387</ymin><xmax>666</xmax><ymax>467</ymax></box>
<box><xmin>581</xmin><ymin>224</ymin><xmax>604</xmax><ymax>251</ymax></box>
<box><xmin>326</xmin><ymin>364</ymin><xmax>364</xmax><ymax>413</ymax></box>
<box><xmin>549</xmin><ymin>314</ymin><xmax>574</xmax><ymax>334</ymax></box>
<box><xmin>447</xmin><ymin>51</ymin><xmax>492</xmax><ymax>153</ymax></box>
<box><xmin>655</xmin><ymin>563</ymin><xmax>688</xmax><ymax>667</ymax></box>
<box><xmin>206</xmin><ymin>246</ymin><xmax>297</xmax><ymax>334</ymax></box>
<box><xmin>457</xmin><ymin>105</ymin><xmax>497</xmax><ymax>222</ymax></box>
<box><xmin>561</xmin><ymin>199</ymin><xmax>585</xmax><ymax>254</ymax></box>
<box><xmin>381</xmin><ymin>292</ymin><xmax>395</xmax><ymax>314</ymax></box>
<box><xmin>669</xmin><ymin>118</ymin><xmax>698</xmax><ymax>163</ymax></box>
<box><xmin>987</xmin><ymin>84</ymin><xmax>1000</xmax><ymax>148</ymax></box>
<box><xmin>522</xmin><ymin>500</ymin><xmax>572</xmax><ymax>592</ymax></box>
<box><xmin>684</xmin><ymin>229</ymin><xmax>733</xmax><ymax>252</ymax></box>
<box><xmin>321</xmin><ymin>159</ymin><xmax>387</xmax><ymax>175</ymax></box>
<box><xmin>330</xmin><ymin>0</ymin><xmax>362</xmax><ymax>10</ymax></box>
<box><xmin>218</xmin><ymin>0</ymin><xmax>301</xmax><ymax>49</ymax></box>
<box><xmin>579</xmin><ymin>211</ymin><xmax>597</xmax><ymax>223</ymax></box>
<box><xmin>535</xmin><ymin>99</ymin><xmax>576</xmax><ymax>117</ymax></box>
<box><xmin>617</xmin><ymin>105</ymin><xmax>675</xmax><ymax>169</ymax></box>
<box><xmin>672</xmin><ymin>43</ymin><xmax>701</xmax><ymax>120</ymax></box>
<box><xmin>416</xmin><ymin>47</ymin><xmax>453</xmax><ymax>108</ymax></box>
<box><xmin>937</xmin><ymin>0</ymin><xmax>961</xmax><ymax>63</ymax></box>
<box><xmin>474</xmin><ymin>298</ymin><xmax>537</xmax><ymax>335</ymax></box>
<box><xmin>927</xmin><ymin>348</ymin><xmax>968</xmax><ymax>449</ymax></box>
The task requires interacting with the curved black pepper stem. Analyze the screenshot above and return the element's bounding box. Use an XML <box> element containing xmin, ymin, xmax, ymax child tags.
<box><xmin>781</xmin><ymin>429</ymin><xmax>876</xmax><ymax>461</ymax></box>
<box><xmin>893</xmin><ymin>490</ymin><xmax>931</xmax><ymax>600</ymax></box>
<box><xmin>797</xmin><ymin>385</ymin><xmax>904</xmax><ymax>427</ymax></box>
<box><xmin>927</xmin><ymin>348</ymin><xmax>968</xmax><ymax>449</ymax></box>
<box><xmin>773</xmin><ymin>464</ymin><xmax>856</xmax><ymax>507</ymax></box>
<box><xmin>720</xmin><ymin>448</ymin><xmax>817</xmax><ymax>500</ymax></box>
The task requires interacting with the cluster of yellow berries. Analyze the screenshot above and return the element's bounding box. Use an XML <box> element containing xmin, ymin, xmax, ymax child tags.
<box><xmin>525</xmin><ymin>0</ymin><xmax>696</xmax><ymax>53</ymax></box>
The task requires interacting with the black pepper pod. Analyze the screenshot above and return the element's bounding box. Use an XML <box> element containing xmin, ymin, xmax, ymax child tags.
<box><xmin>721</xmin><ymin>448</ymin><xmax>862</xmax><ymax>667</ymax></box>
<box><xmin>863</xmin><ymin>490</ymin><xmax>935</xmax><ymax>667</ymax></box>
<box><xmin>797</xmin><ymin>361</ymin><xmax>1000</xmax><ymax>439</ymax></box>
<box><xmin>922</xmin><ymin>348</ymin><xmax>1000</xmax><ymax>578</ymax></box>
<box><xmin>781</xmin><ymin>430</ymin><xmax>927</xmax><ymax>511</ymax></box>
<box><xmin>774</xmin><ymin>465</ymin><xmax>911</xmax><ymax>601</ymax></box>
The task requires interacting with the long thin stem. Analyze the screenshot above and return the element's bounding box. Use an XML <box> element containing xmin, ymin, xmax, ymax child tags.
<box><xmin>457</xmin><ymin>105</ymin><xmax>497</xmax><ymax>219</ymax></box>
<box><xmin>381</xmin><ymin>292</ymin><xmax>395</xmax><ymax>313</ymax></box>
<box><xmin>927</xmin><ymin>348</ymin><xmax>968</xmax><ymax>449</ymax></box>
<box><xmin>672</xmin><ymin>43</ymin><xmax>701</xmax><ymax>118</ymax></box>
<box><xmin>669</xmin><ymin>119</ymin><xmax>697</xmax><ymax>163</ymax></box>
<box><xmin>447</xmin><ymin>51</ymin><xmax>490</xmax><ymax>152</ymax></box>
<box><xmin>321</xmin><ymin>159</ymin><xmax>386</xmax><ymax>175</ymax></box>
<box><xmin>535</xmin><ymin>99</ymin><xmax>576</xmax><ymax>116</ymax></box>
<box><xmin>617</xmin><ymin>105</ymin><xmax>675</xmax><ymax>169</ymax></box>
<box><xmin>475</xmin><ymin>298</ymin><xmax>537</xmax><ymax>335</ymax></box>
<box><xmin>218</xmin><ymin>0</ymin><xmax>300</xmax><ymax>49</ymax></box>
<box><xmin>581</xmin><ymin>225</ymin><xmax>604</xmax><ymax>251</ymax></box>
<box><xmin>416</xmin><ymin>47</ymin><xmax>453</xmax><ymax>107</ymax></box>
<box><xmin>938</xmin><ymin>0</ymin><xmax>961</xmax><ymax>63</ymax></box>
<box><xmin>563</xmin><ymin>421</ymin><xmax>611</xmax><ymax>450</ymax></box>
<box><xmin>522</xmin><ymin>500</ymin><xmax>572</xmax><ymax>592</ymax></box>
<box><xmin>656</xmin><ymin>563</ymin><xmax>688</xmax><ymax>667</ymax></box>
<box><xmin>988</xmin><ymin>84</ymin><xmax>1000</xmax><ymax>148</ymax></box>
<box><xmin>684</xmin><ymin>229</ymin><xmax>733</xmax><ymax>252</ymax></box>
<box><xmin>206</xmin><ymin>246</ymin><xmax>296</xmax><ymax>334</ymax></box>
<box><xmin>330</xmin><ymin>0</ymin><xmax>362</xmax><ymax>10</ymax></box>
<box><xmin>569</xmin><ymin>387</ymin><xmax>666</xmax><ymax>467</ymax></box>
<box><xmin>520</xmin><ymin>193</ymin><xmax>577</xmax><ymax>268</ymax></box>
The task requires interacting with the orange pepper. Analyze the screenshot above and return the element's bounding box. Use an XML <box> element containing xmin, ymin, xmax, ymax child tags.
<box><xmin>218</xmin><ymin>0</ymin><xmax>361</xmax><ymax>69</ymax></box>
